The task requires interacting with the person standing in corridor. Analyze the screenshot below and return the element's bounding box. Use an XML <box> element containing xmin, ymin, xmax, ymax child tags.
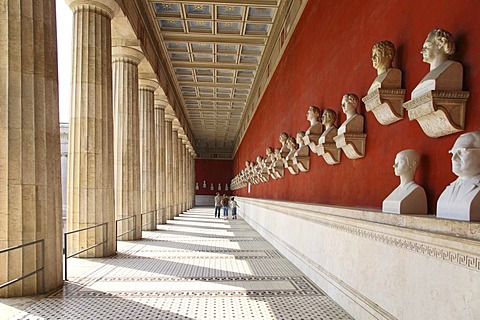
<box><xmin>230</xmin><ymin>197</ymin><xmax>239</xmax><ymax>219</ymax></box>
<box><xmin>214</xmin><ymin>192</ymin><xmax>221</xmax><ymax>218</ymax></box>
<box><xmin>221</xmin><ymin>194</ymin><xmax>230</xmax><ymax>219</ymax></box>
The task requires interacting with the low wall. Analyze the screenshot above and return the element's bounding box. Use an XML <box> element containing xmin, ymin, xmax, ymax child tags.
<box><xmin>237</xmin><ymin>197</ymin><xmax>480</xmax><ymax>320</ymax></box>
<box><xmin>195</xmin><ymin>195</ymin><xmax>215</xmax><ymax>207</ymax></box>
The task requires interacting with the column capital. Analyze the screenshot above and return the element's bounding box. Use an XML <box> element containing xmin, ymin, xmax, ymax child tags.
<box><xmin>155</xmin><ymin>91</ymin><xmax>169</xmax><ymax>110</ymax></box>
<box><xmin>65</xmin><ymin>0</ymin><xmax>119</xmax><ymax>19</ymax></box>
<box><xmin>112</xmin><ymin>46</ymin><xmax>144</xmax><ymax>65</ymax></box>
<box><xmin>172</xmin><ymin>119</ymin><xmax>181</xmax><ymax>131</ymax></box>
<box><xmin>139</xmin><ymin>79</ymin><xmax>159</xmax><ymax>92</ymax></box>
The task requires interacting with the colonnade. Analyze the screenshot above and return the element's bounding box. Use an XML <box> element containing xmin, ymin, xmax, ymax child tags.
<box><xmin>0</xmin><ymin>0</ymin><xmax>196</xmax><ymax>297</ymax></box>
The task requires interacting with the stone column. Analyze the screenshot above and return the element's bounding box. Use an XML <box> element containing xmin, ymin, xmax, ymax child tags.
<box><xmin>112</xmin><ymin>46</ymin><xmax>143</xmax><ymax>241</ymax></box>
<box><xmin>189</xmin><ymin>148</ymin><xmax>195</xmax><ymax>208</ymax></box>
<box><xmin>0</xmin><ymin>0</ymin><xmax>62</xmax><ymax>297</ymax></box>
<box><xmin>164</xmin><ymin>111</ymin><xmax>175</xmax><ymax>220</ymax></box>
<box><xmin>172</xmin><ymin>122</ymin><xmax>180</xmax><ymax>217</ymax></box>
<box><xmin>66</xmin><ymin>0</ymin><xmax>118</xmax><ymax>263</ymax></box>
<box><xmin>139</xmin><ymin>79</ymin><xmax>158</xmax><ymax>231</ymax></box>
<box><xmin>154</xmin><ymin>93</ymin><xmax>167</xmax><ymax>224</ymax></box>
<box><xmin>182</xmin><ymin>139</ymin><xmax>188</xmax><ymax>212</ymax></box>
<box><xmin>177</xmin><ymin>133</ymin><xmax>185</xmax><ymax>214</ymax></box>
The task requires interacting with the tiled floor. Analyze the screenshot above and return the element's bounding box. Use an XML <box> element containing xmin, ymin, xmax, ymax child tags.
<box><xmin>1</xmin><ymin>208</ymin><xmax>353</xmax><ymax>320</ymax></box>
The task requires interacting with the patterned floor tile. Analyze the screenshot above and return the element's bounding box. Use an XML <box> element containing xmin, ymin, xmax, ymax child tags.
<box><xmin>3</xmin><ymin>208</ymin><xmax>352</xmax><ymax>320</ymax></box>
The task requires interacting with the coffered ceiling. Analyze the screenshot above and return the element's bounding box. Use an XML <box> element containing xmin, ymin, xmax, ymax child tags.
<box><xmin>121</xmin><ymin>0</ymin><xmax>307</xmax><ymax>159</ymax></box>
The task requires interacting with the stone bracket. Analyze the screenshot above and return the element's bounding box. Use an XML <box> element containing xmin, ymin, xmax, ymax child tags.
<box><xmin>286</xmin><ymin>161</ymin><xmax>299</xmax><ymax>175</ymax></box>
<box><xmin>317</xmin><ymin>143</ymin><xmax>341</xmax><ymax>165</ymax></box>
<box><xmin>403</xmin><ymin>90</ymin><xmax>469</xmax><ymax>138</ymax></box>
<box><xmin>334</xmin><ymin>133</ymin><xmax>367</xmax><ymax>159</ymax></box>
<box><xmin>362</xmin><ymin>89</ymin><xmax>406</xmax><ymax>125</ymax></box>
<box><xmin>303</xmin><ymin>134</ymin><xmax>321</xmax><ymax>153</ymax></box>
<box><xmin>293</xmin><ymin>156</ymin><xmax>310</xmax><ymax>172</ymax></box>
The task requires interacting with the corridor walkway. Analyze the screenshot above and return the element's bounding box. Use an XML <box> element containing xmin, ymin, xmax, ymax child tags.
<box><xmin>2</xmin><ymin>208</ymin><xmax>352</xmax><ymax>319</ymax></box>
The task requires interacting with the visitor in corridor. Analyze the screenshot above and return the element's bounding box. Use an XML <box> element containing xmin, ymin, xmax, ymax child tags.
<box><xmin>231</xmin><ymin>197</ymin><xmax>239</xmax><ymax>219</ymax></box>
<box><xmin>214</xmin><ymin>192</ymin><xmax>221</xmax><ymax>218</ymax></box>
<box><xmin>221</xmin><ymin>194</ymin><xmax>230</xmax><ymax>219</ymax></box>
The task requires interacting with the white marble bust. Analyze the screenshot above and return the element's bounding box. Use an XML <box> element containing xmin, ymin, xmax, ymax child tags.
<box><xmin>278</xmin><ymin>131</ymin><xmax>289</xmax><ymax>158</ymax></box>
<box><xmin>337</xmin><ymin>93</ymin><xmax>364</xmax><ymax>135</ymax></box>
<box><xmin>319</xmin><ymin>109</ymin><xmax>338</xmax><ymax>144</ymax></box>
<box><xmin>295</xmin><ymin>131</ymin><xmax>309</xmax><ymax>157</ymax></box>
<box><xmin>305</xmin><ymin>106</ymin><xmax>323</xmax><ymax>135</ymax></box>
<box><xmin>382</xmin><ymin>149</ymin><xmax>427</xmax><ymax>214</ymax></box>
<box><xmin>285</xmin><ymin>137</ymin><xmax>297</xmax><ymax>160</ymax></box>
<box><xmin>368</xmin><ymin>40</ymin><xmax>402</xmax><ymax>93</ymax></box>
<box><xmin>411</xmin><ymin>29</ymin><xmax>462</xmax><ymax>99</ymax></box>
<box><xmin>437</xmin><ymin>131</ymin><xmax>480</xmax><ymax>221</ymax></box>
<box><xmin>265</xmin><ymin>147</ymin><xmax>274</xmax><ymax>166</ymax></box>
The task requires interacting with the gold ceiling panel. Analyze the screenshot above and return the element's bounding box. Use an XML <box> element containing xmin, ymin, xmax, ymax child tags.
<box><xmin>143</xmin><ymin>0</ymin><xmax>292</xmax><ymax>158</ymax></box>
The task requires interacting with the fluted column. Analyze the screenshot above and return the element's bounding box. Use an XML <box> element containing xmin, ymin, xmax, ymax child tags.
<box><xmin>164</xmin><ymin>112</ymin><xmax>174</xmax><ymax>220</ymax></box>
<box><xmin>177</xmin><ymin>133</ymin><xmax>185</xmax><ymax>214</ymax></box>
<box><xmin>0</xmin><ymin>0</ymin><xmax>62</xmax><ymax>297</ymax></box>
<box><xmin>182</xmin><ymin>139</ymin><xmax>188</xmax><ymax>212</ymax></box>
<box><xmin>112</xmin><ymin>46</ymin><xmax>143</xmax><ymax>240</ymax></box>
<box><xmin>139</xmin><ymin>79</ymin><xmax>158</xmax><ymax>231</ymax></box>
<box><xmin>172</xmin><ymin>123</ymin><xmax>180</xmax><ymax>217</ymax></box>
<box><xmin>66</xmin><ymin>0</ymin><xmax>118</xmax><ymax>263</ymax></box>
<box><xmin>154</xmin><ymin>93</ymin><xmax>167</xmax><ymax>224</ymax></box>
<box><xmin>189</xmin><ymin>148</ymin><xmax>195</xmax><ymax>208</ymax></box>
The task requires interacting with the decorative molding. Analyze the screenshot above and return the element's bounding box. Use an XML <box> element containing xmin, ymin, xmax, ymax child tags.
<box><xmin>403</xmin><ymin>90</ymin><xmax>469</xmax><ymax>138</ymax></box>
<box><xmin>241</xmin><ymin>198</ymin><xmax>480</xmax><ymax>273</ymax></box>
<box><xmin>362</xmin><ymin>88</ymin><xmax>406</xmax><ymax>125</ymax></box>
<box><xmin>333</xmin><ymin>133</ymin><xmax>367</xmax><ymax>159</ymax></box>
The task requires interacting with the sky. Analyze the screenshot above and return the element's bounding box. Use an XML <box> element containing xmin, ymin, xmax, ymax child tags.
<box><xmin>56</xmin><ymin>0</ymin><xmax>73</xmax><ymax>123</ymax></box>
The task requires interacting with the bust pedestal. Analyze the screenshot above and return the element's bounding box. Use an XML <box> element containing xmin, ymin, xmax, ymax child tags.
<box><xmin>382</xmin><ymin>183</ymin><xmax>427</xmax><ymax>214</ymax></box>
<box><xmin>403</xmin><ymin>91</ymin><xmax>469</xmax><ymax>138</ymax></box>
<box><xmin>303</xmin><ymin>123</ymin><xmax>323</xmax><ymax>153</ymax></box>
<box><xmin>437</xmin><ymin>177</ymin><xmax>480</xmax><ymax>221</ymax></box>
<box><xmin>316</xmin><ymin>127</ymin><xmax>341</xmax><ymax>165</ymax></box>
<box><xmin>362</xmin><ymin>88</ymin><xmax>406</xmax><ymax>125</ymax></box>
<box><xmin>403</xmin><ymin>60</ymin><xmax>469</xmax><ymax>138</ymax></box>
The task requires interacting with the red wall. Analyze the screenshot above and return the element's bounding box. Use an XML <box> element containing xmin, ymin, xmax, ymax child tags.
<box><xmin>195</xmin><ymin>159</ymin><xmax>233</xmax><ymax>195</ymax></box>
<box><xmin>233</xmin><ymin>0</ymin><xmax>480</xmax><ymax>213</ymax></box>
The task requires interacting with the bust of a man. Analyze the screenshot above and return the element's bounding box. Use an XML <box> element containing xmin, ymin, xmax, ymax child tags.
<box><xmin>285</xmin><ymin>137</ymin><xmax>297</xmax><ymax>161</ymax></box>
<box><xmin>337</xmin><ymin>93</ymin><xmax>364</xmax><ymax>135</ymax></box>
<box><xmin>319</xmin><ymin>109</ymin><xmax>338</xmax><ymax>144</ymax></box>
<box><xmin>368</xmin><ymin>40</ymin><xmax>402</xmax><ymax>93</ymax></box>
<box><xmin>382</xmin><ymin>149</ymin><xmax>427</xmax><ymax>214</ymax></box>
<box><xmin>437</xmin><ymin>131</ymin><xmax>480</xmax><ymax>221</ymax></box>
<box><xmin>279</xmin><ymin>132</ymin><xmax>289</xmax><ymax>158</ymax></box>
<box><xmin>295</xmin><ymin>131</ymin><xmax>309</xmax><ymax>157</ymax></box>
<box><xmin>265</xmin><ymin>147</ymin><xmax>274</xmax><ymax>167</ymax></box>
<box><xmin>305</xmin><ymin>106</ymin><xmax>323</xmax><ymax>135</ymax></box>
<box><xmin>411</xmin><ymin>28</ymin><xmax>462</xmax><ymax>99</ymax></box>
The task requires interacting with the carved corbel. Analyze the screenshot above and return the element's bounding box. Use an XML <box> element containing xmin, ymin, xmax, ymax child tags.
<box><xmin>333</xmin><ymin>133</ymin><xmax>367</xmax><ymax>159</ymax></box>
<box><xmin>317</xmin><ymin>143</ymin><xmax>341</xmax><ymax>165</ymax></box>
<box><xmin>293</xmin><ymin>156</ymin><xmax>310</xmax><ymax>172</ymax></box>
<box><xmin>362</xmin><ymin>89</ymin><xmax>406</xmax><ymax>125</ymax></box>
<box><xmin>403</xmin><ymin>91</ymin><xmax>469</xmax><ymax>138</ymax></box>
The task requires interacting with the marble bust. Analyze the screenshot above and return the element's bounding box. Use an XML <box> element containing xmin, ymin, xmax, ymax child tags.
<box><xmin>318</xmin><ymin>109</ymin><xmax>338</xmax><ymax>144</ymax></box>
<box><xmin>285</xmin><ymin>137</ymin><xmax>299</xmax><ymax>174</ymax></box>
<box><xmin>303</xmin><ymin>106</ymin><xmax>323</xmax><ymax>151</ymax></box>
<box><xmin>337</xmin><ymin>93</ymin><xmax>364</xmax><ymax>135</ymax></box>
<box><xmin>368</xmin><ymin>40</ymin><xmax>402</xmax><ymax>93</ymax></box>
<box><xmin>285</xmin><ymin>137</ymin><xmax>297</xmax><ymax>160</ymax></box>
<box><xmin>411</xmin><ymin>28</ymin><xmax>462</xmax><ymax>99</ymax></box>
<box><xmin>382</xmin><ymin>149</ymin><xmax>427</xmax><ymax>214</ymax></box>
<box><xmin>437</xmin><ymin>131</ymin><xmax>480</xmax><ymax>221</ymax></box>
<box><xmin>279</xmin><ymin>131</ymin><xmax>289</xmax><ymax>158</ymax></box>
<box><xmin>306</xmin><ymin>106</ymin><xmax>322</xmax><ymax>134</ymax></box>
<box><xmin>265</xmin><ymin>147</ymin><xmax>274</xmax><ymax>169</ymax></box>
<box><xmin>295</xmin><ymin>131</ymin><xmax>309</xmax><ymax>157</ymax></box>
